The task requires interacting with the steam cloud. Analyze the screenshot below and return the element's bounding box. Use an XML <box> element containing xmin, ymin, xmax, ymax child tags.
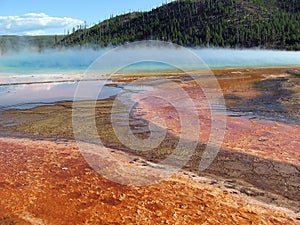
<box><xmin>0</xmin><ymin>46</ymin><xmax>299</xmax><ymax>76</ymax></box>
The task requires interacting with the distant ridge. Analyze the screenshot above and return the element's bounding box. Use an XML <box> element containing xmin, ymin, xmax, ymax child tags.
<box><xmin>60</xmin><ymin>0</ymin><xmax>300</xmax><ymax>50</ymax></box>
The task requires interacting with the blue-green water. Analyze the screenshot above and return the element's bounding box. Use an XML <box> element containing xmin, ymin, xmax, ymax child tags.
<box><xmin>0</xmin><ymin>48</ymin><xmax>299</xmax><ymax>76</ymax></box>
<box><xmin>194</xmin><ymin>48</ymin><xmax>300</xmax><ymax>68</ymax></box>
<box><xmin>0</xmin><ymin>48</ymin><xmax>103</xmax><ymax>74</ymax></box>
<box><xmin>0</xmin><ymin>47</ymin><xmax>299</xmax><ymax>110</ymax></box>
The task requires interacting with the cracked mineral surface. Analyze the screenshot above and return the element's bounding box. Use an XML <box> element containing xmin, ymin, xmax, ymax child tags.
<box><xmin>0</xmin><ymin>67</ymin><xmax>299</xmax><ymax>224</ymax></box>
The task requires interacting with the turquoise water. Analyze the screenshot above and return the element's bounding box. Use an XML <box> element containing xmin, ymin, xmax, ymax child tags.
<box><xmin>0</xmin><ymin>48</ymin><xmax>106</xmax><ymax>75</ymax></box>
<box><xmin>0</xmin><ymin>47</ymin><xmax>299</xmax><ymax>112</ymax></box>
<box><xmin>0</xmin><ymin>48</ymin><xmax>299</xmax><ymax>76</ymax></box>
<box><xmin>194</xmin><ymin>48</ymin><xmax>300</xmax><ymax>68</ymax></box>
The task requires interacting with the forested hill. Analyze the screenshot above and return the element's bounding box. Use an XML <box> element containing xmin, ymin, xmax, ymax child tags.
<box><xmin>0</xmin><ymin>35</ymin><xmax>65</xmax><ymax>54</ymax></box>
<box><xmin>60</xmin><ymin>0</ymin><xmax>300</xmax><ymax>50</ymax></box>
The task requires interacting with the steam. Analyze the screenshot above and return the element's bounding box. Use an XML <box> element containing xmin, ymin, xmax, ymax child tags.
<box><xmin>0</xmin><ymin>45</ymin><xmax>299</xmax><ymax>77</ymax></box>
<box><xmin>193</xmin><ymin>48</ymin><xmax>300</xmax><ymax>68</ymax></box>
<box><xmin>0</xmin><ymin>47</ymin><xmax>108</xmax><ymax>75</ymax></box>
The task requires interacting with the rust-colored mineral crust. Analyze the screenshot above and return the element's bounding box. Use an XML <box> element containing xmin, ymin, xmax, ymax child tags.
<box><xmin>0</xmin><ymin>67</ymin><xmax>299</xmax><ymax>224</ymax></box>
<box><xmin>0</xmin><ymin>138</ymin><xmax>298</xmax><ymax>224</ymax></box>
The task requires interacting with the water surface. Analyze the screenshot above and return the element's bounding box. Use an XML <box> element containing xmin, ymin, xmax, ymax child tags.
<box><xmin>0</xmin><ymin>81</ymin><xmax>122</xmax><ymax>110</ymax></box>
<box><xmin>1</xmin><ymin>48</ymin><xmax>299</xmax><ymax>77</ymax></box>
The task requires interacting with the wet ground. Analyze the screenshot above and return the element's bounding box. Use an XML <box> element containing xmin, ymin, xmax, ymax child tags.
<box><xmin>132</xmin><ymin>68</ymin><xmax>300</xmax><ymax>211</ymax></box>
<box><xmin>225</xmin><ymin>76</ymin><xmax>300</xmax><ymax>124</ymax></box>
<box><xmin>215</xmin><ymin>67</ymin><xmax>300</xmax><ymax>124</ymax></box>
<box><xmin>0</xmin><ymin>67</ymin><xmax>299</xmax><ymax>224</ymax></box>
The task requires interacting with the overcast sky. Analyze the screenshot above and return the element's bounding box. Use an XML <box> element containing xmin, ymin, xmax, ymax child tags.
<box><xmin>0</xmin><ymin>0</ymin><xmax>172</xmax><ymax>35</ymax></box>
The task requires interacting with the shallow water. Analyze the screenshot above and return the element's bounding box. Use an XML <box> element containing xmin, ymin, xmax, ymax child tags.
<box><xmin>0</xmin><ymin>81</ymin><xmax>122</xmax><ymax>110</ymax></box>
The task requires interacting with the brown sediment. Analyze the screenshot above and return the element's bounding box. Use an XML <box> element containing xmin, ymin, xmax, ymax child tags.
<box><xmin>0</xmin><ymin>67</ymin><xmax>300</xmax><ymax>224</ymax></box>
<box><xmin>132</xmin><ymin>67</ymin><xmax>300</xmax><ymax>208</ymax></box>
<box><xmin>0</xmin><ymin>137</ymin><xmax>298</xmax><ymax>225</ymax></box>
<box><xmin>135</xmin><ymin>76</ymin><xmax>300</xmax><ymax>208</ymax></box>
<box><xmin>212</xmin><ymin>67</ymin><xmax>300</xmax><ymax>102</ymax></box>
<box><xmin>136</xmin><ymin>68</ymin><xmax>300</xmax><ymax>166</ymax></box>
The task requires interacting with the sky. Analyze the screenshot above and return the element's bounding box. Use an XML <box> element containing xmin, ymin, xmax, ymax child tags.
<box><xmin>0</xmin><ymin>0</ymin><xmax>173</xmax><ymax>35</ymax></box>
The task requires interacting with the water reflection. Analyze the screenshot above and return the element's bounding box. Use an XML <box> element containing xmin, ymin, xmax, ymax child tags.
<box><xmin>0</xmin><ymin>81</ymin><xmax>122</xmax><ymax>110</ymax></box>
